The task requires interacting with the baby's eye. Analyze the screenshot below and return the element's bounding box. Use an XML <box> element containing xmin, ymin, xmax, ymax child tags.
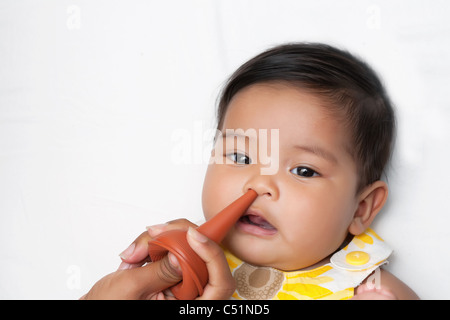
<box><xmin>227</xmin><ymin>152</ymin><xmax>252</xmax><ymax>165</ymax></box>
<box><xmin>290</xmin><ymin>166</ymin><xmax>319</xmax><ymax>178</ymax></box>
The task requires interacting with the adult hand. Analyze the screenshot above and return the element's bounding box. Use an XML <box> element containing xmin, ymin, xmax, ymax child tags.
<box><xmin>80</xmin><ymin>252</ymin><xmax>182</xmax><ymax>300</ymax></box>
<box><xmin>82</xmin><ymin>219</ymin><xmax>235</xmax><ymax>300</ymax></box>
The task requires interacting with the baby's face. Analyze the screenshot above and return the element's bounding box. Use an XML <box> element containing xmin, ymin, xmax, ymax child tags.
<box><xmin>202</xmin><ymin>83</ymin><xmax>361</xmax><ymax>271</ymax></box>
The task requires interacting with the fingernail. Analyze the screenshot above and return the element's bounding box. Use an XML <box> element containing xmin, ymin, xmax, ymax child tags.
<box><xmin>146</xmin><ymin>223</ymin><xmax>168</xmax><ymax>237</ymax></box>
<box><xmin>119</xmin><ymin>243</ymin><xmax>135</xmax><ymax>260</ymax></box>
<box><xmin>117</xmin><ymin>261</ymin><xmax>132</xmax><ymax>270</ymax></box>
<box><xmin>187</xmin><ymin>227</ymin><xmax>208</xmax><ymax>243</ymax></box>
<box><xmin>167</xmin><ymin>252</ymin><xmax>182</xmax><ymax>273</ymax></box>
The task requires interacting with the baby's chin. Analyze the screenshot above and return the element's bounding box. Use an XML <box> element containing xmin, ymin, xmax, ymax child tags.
<box><xmin>223</xmin><ymin>241</ymin><xmax>317</xmax><ymax>272</ymax></box>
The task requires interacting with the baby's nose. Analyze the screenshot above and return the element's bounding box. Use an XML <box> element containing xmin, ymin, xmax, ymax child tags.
<box><xmin>243</xmin><ymin>176</ymin><xmax>279</xmax><ymax>200</ymax></box>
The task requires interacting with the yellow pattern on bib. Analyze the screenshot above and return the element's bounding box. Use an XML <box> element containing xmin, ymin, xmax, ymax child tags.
<box><xmin>225</xmin><ymin>228</ymin><xmax>392</xmax><ymax>300</ymax></box>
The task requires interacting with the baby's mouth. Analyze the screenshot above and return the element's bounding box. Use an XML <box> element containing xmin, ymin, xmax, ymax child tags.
<box><xmin>237</xmin><ymin>211</ymin><xmax>277</xmax><ymax>236</ymax></box>
<box><xmin>239</xmin><ymin>214</ymin><xmax>276</xmax><ymax>230</ymax></box>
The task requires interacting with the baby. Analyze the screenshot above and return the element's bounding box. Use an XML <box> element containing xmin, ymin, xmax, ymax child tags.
<box><xmin>119</xmin><ymin>43</ymin><xmax>418</xmax><ymax>300</ymax></box>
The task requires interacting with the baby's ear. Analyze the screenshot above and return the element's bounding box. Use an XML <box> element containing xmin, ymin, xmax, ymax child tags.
<box><xmin>349</xmin><ymin>180</ymin><xmax>388</xmax><ymax>235</ymax></box>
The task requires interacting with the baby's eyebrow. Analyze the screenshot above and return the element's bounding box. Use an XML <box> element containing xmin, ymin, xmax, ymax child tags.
<box><xmin>293</xmin><ymin>144</ymin><xmax>338</xmax><ymax>164</ymax></box>
<box><xmin>222</xmin><ymin>132</ymin><xmax>246</xmax><ymax>139</ymax></box>
<box><xmin>221</xmin><ymin>130</ymin><xmax>257</xmax><ymax>141</ymax></box>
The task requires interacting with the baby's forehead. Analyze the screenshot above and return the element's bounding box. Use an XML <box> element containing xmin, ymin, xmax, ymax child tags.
<box><xmin>229</xmin><ymin>82</ymin><xmax>342</xmax><ymax>115</ymax></box>
<box><xmin>223</xmin><ymin>83</ymin><xmax>345</xmax><ymax>131</ymax></box>
<box><xmin>223</xmin><ymin>85</ymin><xmax>352</xmax><ymax>146</ymax></box>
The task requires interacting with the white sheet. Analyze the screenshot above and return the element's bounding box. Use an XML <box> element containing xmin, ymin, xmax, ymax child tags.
<box><xmin>1</xmin><ymin>0</ymin><xmax>449</xmax><ymax>299</ymax></box>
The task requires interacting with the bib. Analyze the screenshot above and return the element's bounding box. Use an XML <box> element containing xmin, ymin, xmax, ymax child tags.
<box><xmin>225</xmin><ymin>228</ymin><xmax>392</xmax><ymax>300</ymax></box>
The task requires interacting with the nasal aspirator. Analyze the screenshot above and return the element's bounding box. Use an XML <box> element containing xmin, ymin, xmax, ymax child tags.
<box><xmin>148</xmin><ymin>189</ymin><xmax>258</xmax><ymax>299</ymax></box>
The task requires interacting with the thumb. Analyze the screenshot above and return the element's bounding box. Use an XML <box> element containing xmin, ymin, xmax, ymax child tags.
<box><xmin>128</xmin><ymin>253</ymin><xmax>183</xmax><ymax>299</ymax></box>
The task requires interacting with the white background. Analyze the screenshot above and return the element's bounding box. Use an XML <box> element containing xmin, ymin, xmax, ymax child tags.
<box><xmin>1</xmin><ymin>0</ymin><xmax>449</xmax><ymax>299</ymax></box>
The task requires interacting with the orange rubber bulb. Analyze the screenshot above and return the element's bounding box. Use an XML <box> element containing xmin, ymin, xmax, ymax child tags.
<box><xmin>148</xmin><ymin>189</ymin><xmax>258</xmax><ymax>299</ymax></box>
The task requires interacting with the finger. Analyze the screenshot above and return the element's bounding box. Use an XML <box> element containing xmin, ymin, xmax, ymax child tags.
<box><xmin>124</xmin><ymin>253</ymin><xmax>183</xmax><ymax>299</ymax></box>
<box><xmin>146</xmin><ymin>219</ymin><xmax>199</xmax><ymax>238</ymax></box>
<box><xmin>120</xmin><ymin>220</ymin><xmax>199</xmax><ymax>269</ymax></box>
<box><xmin>118</xmin><ymin>260</ymin><xmax>150</xmax><ymax>271</ymax></box>
<box><xmin>119</xmin><ymin>231</ymin><xmax>152</xmax><ymax>265</ymax></box>
<box><xmin>354</xmin><ymin>283</ymin><xmax>397</xmax><ymax>300</ymax></box>
<box><xmin>352</xmin><ymin>290</ymin><xmax>397</xmax><ymax>300</ymax></box>
<box><xmin>186</xmin><ymin>227</ymin><xmax>235</xmax><ymax>300</ymax></box>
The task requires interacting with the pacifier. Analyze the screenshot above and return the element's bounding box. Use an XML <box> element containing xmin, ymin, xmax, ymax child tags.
<box><xmin>148</xmin><ymin>189</ymin><xmax>258</xmax><ymax>300</ymax></box>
